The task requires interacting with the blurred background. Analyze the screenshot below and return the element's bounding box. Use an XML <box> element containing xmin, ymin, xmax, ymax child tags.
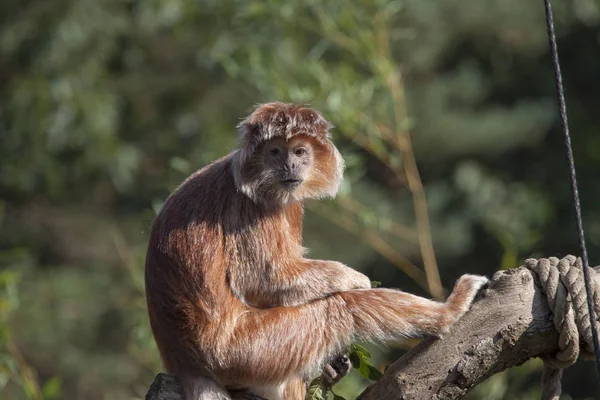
<box><xmin>1</xmin><ymin>0</ymin><xmax>600</xmax><ymax>399</ymax></box>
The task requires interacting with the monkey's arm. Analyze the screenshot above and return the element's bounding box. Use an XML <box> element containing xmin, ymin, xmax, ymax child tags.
<box><xmin>223</xmin><ymin>274</ymin><xmax>488</xmax><ymax>385</ymax></box>
<box><xmin>298</xmin><ymin>259</ymin><xmax>372</xmax><ymax>293</ymax></box>
<box><xmin>234</xmin><ymin>259</ymin><xmax>372</xmax><ymax>308</ymax></box>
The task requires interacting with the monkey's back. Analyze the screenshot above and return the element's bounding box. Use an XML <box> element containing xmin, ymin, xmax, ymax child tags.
<box><xmin>144</xmin><ymin>154</ymin><xmax>248</xmax><ymax>373</ymax></box>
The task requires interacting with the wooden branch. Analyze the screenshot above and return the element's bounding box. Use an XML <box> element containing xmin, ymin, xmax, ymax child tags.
<box><xmin>145</xmin><ymin>266</ymin><xmax>599</xmax><ymax>400</ymax></box>
<box><xmin>359</xmin><ymin>266</ymin><xmax>599</xmax><ymax>400</ymax></box>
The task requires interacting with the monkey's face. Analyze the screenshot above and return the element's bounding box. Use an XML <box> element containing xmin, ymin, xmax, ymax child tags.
<box><xmin>233</xmin><ymin>104</ymin><xmax>345</xmax><ymax>205</ymax></box>
<box><xmin>261</xmin><ymin>137</ymin><xmax>314</xmax><ymax>195</ymax></box>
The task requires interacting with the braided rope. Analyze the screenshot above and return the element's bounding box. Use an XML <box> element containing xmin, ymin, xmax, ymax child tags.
<box><xmin>542</xmin><ymin>0</ymin><xmax>600</xmax><ymax>381</ymax></box>
<box><xmin>525</xmin><ymin>256</ymin><xmax>600</xmax><ymax>399</ymax></box>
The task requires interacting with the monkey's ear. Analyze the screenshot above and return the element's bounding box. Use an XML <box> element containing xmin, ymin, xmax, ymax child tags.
<box><xmin>236</xmin><ymin>121</ymin><xmax>261</xmax><ymax>148</ymax></box>
<box><xmin>306</xmin><ymin>140</ymin><xmax>345</xmax><ymax>199</ymax></box>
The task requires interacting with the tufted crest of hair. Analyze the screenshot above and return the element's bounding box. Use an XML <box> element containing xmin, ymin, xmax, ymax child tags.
<box><xmin>232</xmin><ymin>102</ymin><xmax>344</xmax><ymax>203</ymax></box>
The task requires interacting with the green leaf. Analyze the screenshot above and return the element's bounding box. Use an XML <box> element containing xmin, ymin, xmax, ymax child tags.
<box><xmin>350</xmin><ymin>343</ymin><xmax>371</xmax><ymax>358</ymax></box>
<box><xmin>349</xmin><ymin>352</ymin><xmax>361</xmax><ymax>369</ymax></box>
<box><xmin>306</xmin><ymin>377</ymin><xmax>327</xmax><ymax>400</ymax></box>
<box><xmin>348</xmin><ymin>344</ymin><xmax>383</xmax><ymax>381</ymax></box>
<box><xmin>371</xmin><ymin>280</ymin><xmax>382</xmax><ymax>288</ymax></box>
<box><xmin>357</xmin><ymin>359</ymin><xmax>371</xmax><ymax>378</ymax></box>
<box><xmin>367</xmin><ymin>365</ymin><xmax>384</xmax><ymax>380</ymax></box>
<box><xmin>332</xmin><ymin>394</ymin><xmax>347</xmax><ymax>400</ymax></box>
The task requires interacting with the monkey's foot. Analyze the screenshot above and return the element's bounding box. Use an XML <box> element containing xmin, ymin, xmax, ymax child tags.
<box><xmin>323</xmin><ymin>355</ymin><xmax>352</xmax><ymax>385</ymax></box>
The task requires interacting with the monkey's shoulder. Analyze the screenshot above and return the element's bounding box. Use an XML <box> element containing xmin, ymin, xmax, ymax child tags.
<box><xmin>153</xmin><ymin>153</ymin><xmax>263</xmax><ymax>237</ymax></box>
<box><xmin>181</xmin><ymin>154</ymin><xmax>236</xmax><ymax>194</ymax></box>
<box><xmin>163</xmin><ymin>154</ymin><xmax>235</xmax><ymax>209</ymax></box>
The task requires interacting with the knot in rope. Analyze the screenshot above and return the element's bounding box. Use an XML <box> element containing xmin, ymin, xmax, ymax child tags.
<box><xmin>526</xmin><ymin>255</ymin><xmax>600</xmax><ymax>368</ymax></box>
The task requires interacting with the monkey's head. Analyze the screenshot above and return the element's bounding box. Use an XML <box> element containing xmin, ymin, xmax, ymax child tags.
<box><xmin>232</xmin><ymin>102</ymin><xmax>344</xmax><ymax>205</ymax></box>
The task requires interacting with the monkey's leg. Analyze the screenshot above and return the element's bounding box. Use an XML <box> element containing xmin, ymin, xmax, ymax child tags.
<box><xmin>245</xmin><ymin>376</ymin><xmax>305</xmax><ymax>400</ymax></box>
<box><xmin>224</xmin><ymin>274</ymin><xmax>488</xmax><ymax>388</ymax></box>
<box><xmin>282</xmin><ymin>377</ymin><xmax>306</xmax><ymax>400</ymax></box>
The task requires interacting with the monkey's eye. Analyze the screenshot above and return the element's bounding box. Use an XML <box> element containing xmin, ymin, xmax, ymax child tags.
<box><xmin>294</xmin><ymin>148</ymin><xmax>307</xmax><ymax>156</ymax></box>
<box><xmin>269</xmin><ymin>147</ymin><xmax>281</xmax><ymax>156</ymax></box>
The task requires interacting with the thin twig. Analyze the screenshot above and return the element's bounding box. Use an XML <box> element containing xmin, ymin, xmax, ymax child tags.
<box><xmin>372</xmin><ymin>12</ymin><xmax>444</xmax><ymax>300</ymax></box>
<box><xmin>306</xmin><ymin>4</ymin><xmax>443</xmax><ymax>298</ymax></box>
<box><xmin>6</xmin><ymin>339</ymin><xmax>42</xmax><ymax>400</ymax></box>
<box><xmin>111</xmin><ymin>227</ymin><xmax>145</xmax><ymax>294</ymax></box>
<box><xmin>336</xmin><ymin>196</ymin><xmax>418</xmax><ymax>245</ymax></box>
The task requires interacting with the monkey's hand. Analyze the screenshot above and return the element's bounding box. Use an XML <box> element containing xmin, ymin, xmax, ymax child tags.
<box><xmin>322</xmin><ymin>355</ymin><xmax>352</xmax><ymax>386</ymax></box>
<box><xmin>438</xmin><ymin>274</ymin><xmax>489</xmax><ymax>335</ymax></box>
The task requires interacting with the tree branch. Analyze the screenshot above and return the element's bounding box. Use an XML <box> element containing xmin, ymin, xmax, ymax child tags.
<box><xmin>145</xmin><ymin>266</ymin><xmax>599</xmax><ymax>400</ymax></box>
<box><xmin>359</xmin><ymin>265</ymin><xmax>599</xmax><ymax>400</ymax></box>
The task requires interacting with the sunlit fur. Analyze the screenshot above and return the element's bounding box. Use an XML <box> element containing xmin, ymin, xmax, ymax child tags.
<box><xmin>144</xmin><ymin>102</ymin><xmax>488</xmax><ymax>400</ymax></box>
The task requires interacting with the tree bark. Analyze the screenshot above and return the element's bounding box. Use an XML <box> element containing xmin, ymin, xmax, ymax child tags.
<box><xmin>145</xmin><ymin>266</ymin><xmax>599</xmax><ymax>400</ymax></box>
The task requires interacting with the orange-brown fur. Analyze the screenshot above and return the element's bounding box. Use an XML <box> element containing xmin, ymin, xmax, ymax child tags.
<box><xmin>145</xmin><ymin>102</ymin><xmax>488</xmax><ymax>400</ymax></box>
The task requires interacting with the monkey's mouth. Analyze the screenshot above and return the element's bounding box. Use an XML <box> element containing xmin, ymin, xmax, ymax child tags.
<box><xmin>280</xmin><ymin>179</ymin><xmax>303</xmax><ymax>187</ymax></box>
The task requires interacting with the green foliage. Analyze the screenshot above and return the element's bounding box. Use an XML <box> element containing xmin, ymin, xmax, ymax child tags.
<box><xmin>306</xmin><ymin>377</ymin><xmax>328</xmax><ymax>400</ymax></box>
<box><xmin>0</xmin><ymin>266</ymin><xmax>59</xmax><ymax>400</ymax></box>
<box><xmin>348</xmin><ymin>344</ymin><xmax>383</xmax><ymax>382</ymax></box>
<box><xmin>305</xmin><ymin>344</ymin><xmax>382</xmax><ymax>400</ymax></box>
<box><xmin>41</xmin><ymin>377</ymin><xmax>62</xmax><ymax>400</ymax></box>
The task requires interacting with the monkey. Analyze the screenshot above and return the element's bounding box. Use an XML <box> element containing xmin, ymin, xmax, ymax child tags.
<box><xmin>144</xmin><ymin>102</ymin><xmax>488</xmax><ymax>400</ymax></box>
